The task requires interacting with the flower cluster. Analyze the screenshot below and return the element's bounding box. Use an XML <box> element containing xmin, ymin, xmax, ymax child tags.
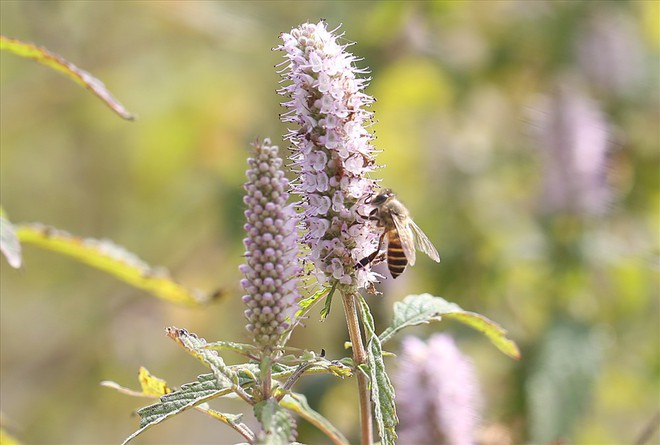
<box><xmin>240</xmin><ymin>139</ymin><xmax>301</xmax><ymax>350</ymax></box>
<box><xmin>277</xmin><ymin>21</ymin><xmax>380</xmax><ymax>290</ymax></box>
<box><xmin>531</xmin><ymin>82</ymin><xmax>611</xmax><ymax>217</ymax></box>
<box><xmin>394</xmin><ymin>334</ymin><xmax>482</xmax><ymax>445</ymax></box>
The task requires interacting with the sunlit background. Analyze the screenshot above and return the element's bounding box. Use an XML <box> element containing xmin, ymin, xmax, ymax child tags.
<box><xmin>1</xmin><ymin>1</ymin><xmax>658</xmax><ymax>444</ymax></box>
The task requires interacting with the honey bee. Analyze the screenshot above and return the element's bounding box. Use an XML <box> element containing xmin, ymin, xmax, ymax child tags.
<box><xmin>357</xmin><ymin>189</ymin><xmax>440</xmax><ymax>278</ymax></box>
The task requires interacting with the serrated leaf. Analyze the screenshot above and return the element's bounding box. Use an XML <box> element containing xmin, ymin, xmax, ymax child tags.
<box><xmin>357</xmin><ymin>295</ymin><xmax>398</xmax><ymax>445</ymax></box>
<box><xmin>379</xmin><ymin>293</ymin><xmax>459</xmax><ymax>344</ymax></box>
<box><xmin>203</xmin><ymin>340</ymin><xmax>258</xmax><ymax>357</ymax></box>
<box><xmin>15</xmin><ymin>223</ymin><xmax>215</xmax><ymax>306</ymax></box>
<box><xmin>122</xmin><ymin>374</ymin><xmax>233</xmax><ymax>445</ymax></box>
<box><xmin>0</xmin><ymin>35</ymin><xmax>135</xmax><ymax>120</ymax></box>
<box><xmin>254</xmin><ymin>399</ymin><xmax>296</xmax><ymax>445</ymax></box>
<box><xmin>165</xmin><ymin>327</ymin><xmax>239</xmax><ymax>387</ymax></box>
<box><xmin>277</xmin><ymin>351</ymin><xmax>352</xmax><ymax>378</ymax></box>
<box><xmin>110</xmin><ymin>368</ymin><xmax>254</xmax><ymax>443</ymax></box>
<box><xmin>0</xmin><ymin>213</ymin><xmax>21</xmax><ymax>268</ymax></box>
<box><xmin>379</xmin><ymin>293</ymin><xmax>521</xmax><ymax>360</ymax></box>
<box><xmin>443</xmin><ymin>312</ymin><xmax>521</xmax><ymax>360</ymax></box>
<box><xmin>280</xmin><ymin>393</ymin><xmax>349</xmax><ymax>445</ymax></box>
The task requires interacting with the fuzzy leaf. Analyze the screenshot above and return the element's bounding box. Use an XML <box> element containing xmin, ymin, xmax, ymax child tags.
<box><xmin>276</xmin><ymin>351</ymin><xmax>352</xmax><ymax>378</ymax></box>
<box><xmin>15</xmin><ymin>223</ymin><xmax>215</xmax><ymax>306</ymax></box>
<box><xmin>123</xmin><ymin>374</ymin><xmax>234</xmax><ymax>445</ymax></box>
<box><xmin>101</xmin><ymin>367</ymin><xmax>171</xmax><ymax>398</ymax></box>
<box><xmin>165</xmin><ymin>327</ymin><xmax>239</xmax><ymax>387</ymax></box>
<box><xmin>254</xmin><ymin>399</ymin><xmax>296</xmax><ymax>445</ymax></box>
<box><xmin>280</xmin><ymin>393</ymin><xmax>350</xmax><ymax>445</ymax></box>
<box><xmin>0</xmin><ymin>35</ymin><xmax>135</xmax><ymax>120</ymax></box>
<box><xmin>0</xmin><ymin>212</ymin><xmax>21</xmax><ymax>268</ymax></box>
<box><xmin>379</xmin><ymin>293</ymin><xmax>521</xmax><ymax>359</ymax></box>
<box><xmin>110</xmin><ymin>368</ymin><xmax>253</xmax><ymax>443</ymax></box>
<box><xmin>357</xmin><ymin>295</ymin><xmax>398</xmax><ymax>445</ymax></box>
<box><xmin>203</xmin><ymin>340</ymin><xmax>258</xmax><ymax>357</ymax></box>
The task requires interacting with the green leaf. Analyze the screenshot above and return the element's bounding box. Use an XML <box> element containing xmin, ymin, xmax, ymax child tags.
<box><xmin>100</xmin><ymin>366</ymin><xmax>171</xmax><ymax>399</ymax></box>
<box><xmin>357</xmin><ymin>295</ymin><xmax>398</xmax><ymax>445</ymax></box>
<box><xmin>321</xmin><ymin>281</ymin><xmax>338</xmax><ymax>320</ymax></box>
<box><xmin>123</xmin><ymin>374</ymin><xmax>234</xmax><ymax>445</ymax></box>
<box><xmin>527</xmin><ymin>317</ymin><xmax>603</xmax><ymax>444</ymax></box>
<box><xmin>443</xmin><ymin>312</ymin><xmax>521</xmax><ymax>360</ymax></box>
<box><xmin>165</xmin><ymin>327</ymin><xmax>239</xmax><ymax>388</ymax></box>
<box><xmin>195</xmin><ymin>405</ymin><xmax>254</xmax><ymax>442</ymax></box>
<box><xmin>0</xmin><ymin>212</ymin><xmax>21</xmax><ymax>268</ymax></box>
<box><xmin>15</xmin><ymin>223</ymin><xmax>215</xmax><ymax>307</ymax></box>
<box><xmin>276</xmin><ymin>350</ymin><xmax>352</xmax><ymax>378</ymax></box>
<box><xmin>295</xmin><ymin>282</ymin><xmax>337</xmax><ymax>321</ymax></box>
<box><xmin>254</xmin><ymin>399</ymin><xmax>296</xmax><ymax>445</ymax></box>
<box><xmin>295</xmin><ymin>286</ymin><xmax>330</xmax><ymax>318</ymax></box>
<box><xmin>280</xmin><ymin>393</ymin><xmax>350</xmax><ymax>445</ymax></box>
<box><xmin>113</xmin><ymin>364</ymin><xmax>255</xmax><ymax>444</ymax></box>
<box><xmin>0</xmin><ymin>35</ymin><xmax>135</xmax><ymax>120</ymax></box>
<box><xmin>320</xmin><ymin>286</ymin><xmax>335</xmax><ymax>320</ymax></box>
<box><xmin>379</xmin><ymin>293</ymin><xmax>521</xmax><ymax>360</ymax></box>
<box><xmin>203</xmin><ymin>340</ymin><xmax>258</xmax><ymax>357</ymax></box>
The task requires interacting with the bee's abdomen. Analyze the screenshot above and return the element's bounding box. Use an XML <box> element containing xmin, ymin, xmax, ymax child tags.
<box><xmin>387</xmin><ymin>234</ymin><xmax>407</xmax><ymax>278</ymax></box>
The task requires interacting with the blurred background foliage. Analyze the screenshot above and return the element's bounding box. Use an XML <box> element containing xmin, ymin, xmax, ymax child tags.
<box><xmin>1</xmin><ymin>1</ymin><xmax>658</xmax><ymax>444</ymax></box>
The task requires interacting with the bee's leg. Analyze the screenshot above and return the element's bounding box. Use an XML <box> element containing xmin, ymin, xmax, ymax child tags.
<box><xmin>356</xmin><ymin>207</ymin><xmax>378</xmax><ymax>222</ymax></box>
<box><xmin>356</xmin><ymin>232</ymin><xmax>386</xmax><ymax>269</ymax></box>
<box><xmin>356</xmin><ymin>250</ymin><xmax>380</xmax><ymax>269</ymax></box>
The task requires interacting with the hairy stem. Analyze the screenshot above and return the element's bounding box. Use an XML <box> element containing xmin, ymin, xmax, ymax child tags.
<box><xmin>261</xmin><ymin>354</ymin><xmax>272</xmax><ymax>400</ymax></box>
<box><xmin>341</xmin><ymin>290</ymin><xmax>373</xmax><ymax>445</ymax></box>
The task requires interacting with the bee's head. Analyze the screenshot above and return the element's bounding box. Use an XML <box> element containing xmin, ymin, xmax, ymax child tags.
<box><xmin>370</xmin><ymin>188</ymin><xmax>395</xmax><ymax>206</ymax></box>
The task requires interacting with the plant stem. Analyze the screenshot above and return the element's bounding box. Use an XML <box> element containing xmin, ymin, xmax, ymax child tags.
<box><xmin>341</xmin><ymin>290</ymin><xmax>373</xmax><ymax>445</ymax></box>
<box><xmin>261</xmin><ymin>354</ymin><xmax>272</xmax><ymax>400</ymax></box>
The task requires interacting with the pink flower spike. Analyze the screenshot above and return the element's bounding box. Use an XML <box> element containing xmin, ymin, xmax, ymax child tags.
<box><xmin>276</xmin><ymin>21</ymin><xmax>380</xmax><ymax>291</ymax></box>
<box><xmin>240</xmin><ymin>139</ymin><xmax>302</xmax><ymax>350</ymax></box>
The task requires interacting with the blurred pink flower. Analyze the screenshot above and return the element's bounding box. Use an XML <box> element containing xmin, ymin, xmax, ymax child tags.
<box><xmin>576</xmin><ymin>10</ymin><xmax>645</xmax><ymax>97</ymax></box>
<box><xmin>395</xmin><ymin>334</ymin><xmax>482</xmax><ymax>445</ymax></box>
<box><xmin>531</xmin><ymin>82</ymin><xmax>611</xmax><ymax>216</ymax></box>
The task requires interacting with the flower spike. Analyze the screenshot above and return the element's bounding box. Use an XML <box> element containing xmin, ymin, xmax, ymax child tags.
<box><xmin>276</xmin><ymin>21</ymin><xmax>381</xmax><ymax>291</ymax></box>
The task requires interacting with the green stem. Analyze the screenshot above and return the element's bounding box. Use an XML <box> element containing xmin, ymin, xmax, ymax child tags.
<box><xmin>341</xmin><ymin>290</ymin><xmax>373</xmax><ymax>445</ymax></box>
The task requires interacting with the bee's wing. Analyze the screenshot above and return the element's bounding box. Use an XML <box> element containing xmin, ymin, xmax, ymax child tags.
<box><xmin>409</xmin><ymin>220</ymin><xmax>441</xmax><ymax>263</ymax></box>
<box><xmin>391</xmin><ymin>212</ymin><xmax>417</xmax><ymax>266</ymax></box>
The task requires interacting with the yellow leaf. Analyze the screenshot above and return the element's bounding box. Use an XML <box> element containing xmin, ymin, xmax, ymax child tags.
<box><xmin>138</xmin><ymin>367</ymin><xmax>171</xmax><ymax>397</ymax></box>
